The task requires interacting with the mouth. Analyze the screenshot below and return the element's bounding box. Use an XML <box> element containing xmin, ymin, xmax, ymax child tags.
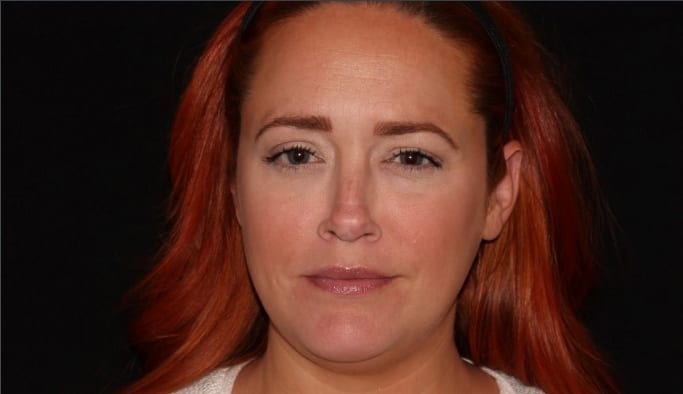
<box><xmin>304</xmin><ymin>266</ymin><xmax>396</xmax><ymax>296</ymax></box>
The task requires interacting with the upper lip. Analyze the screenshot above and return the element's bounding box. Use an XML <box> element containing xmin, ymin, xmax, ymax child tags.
<box><xmin>305</xmin><ymin>266</ymin><xmax>394</xmax><ymax>280</ymax></box>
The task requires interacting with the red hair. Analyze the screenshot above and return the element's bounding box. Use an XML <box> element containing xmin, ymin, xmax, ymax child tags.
<box><xmin>124</xmin><ymin>2</ymin><xmax>619</xmax><ymax>393</ymax></box>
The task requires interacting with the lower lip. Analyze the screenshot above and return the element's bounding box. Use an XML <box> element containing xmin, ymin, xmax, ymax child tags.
<box><xmin>306</xmin><ymin>277</ymin><xmax>393</xmax><ymax>295</ymax></box>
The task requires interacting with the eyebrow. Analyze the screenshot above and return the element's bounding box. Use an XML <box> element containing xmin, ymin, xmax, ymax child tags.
<box><xmin>254</xmin><ymin>116</ymin><xmax>457</xmax><ymax>149</ymax></box>
<box><xmin>255</xmin><ymin>115</ymin><xmax>332</xmax><ymax>141</ymax></box>
<box><xmin>375</xmin><ymin>121</ymin><xmax>457</xmax><ymax>149</ymax></box>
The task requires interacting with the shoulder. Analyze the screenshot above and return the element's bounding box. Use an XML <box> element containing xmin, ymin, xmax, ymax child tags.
<box><xmin>481</xmin><ymin>366</ymin><xmax>545</xmax><ymax>394</ymax></box>
<box><xmin>173</xmin><ymin>363</ymin><xmax>245</xmax><ymax>394</ymax></box>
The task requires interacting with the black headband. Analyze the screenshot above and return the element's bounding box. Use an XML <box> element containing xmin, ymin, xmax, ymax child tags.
<box><xmin>462</xmin><ymin>2</ymin><xmax>514</xmax><ymax>139</ymax></box>
<box><xmin>239</xmin><ymin>1</ymin><xmax>514</xmax><ymax>138</ymax></box>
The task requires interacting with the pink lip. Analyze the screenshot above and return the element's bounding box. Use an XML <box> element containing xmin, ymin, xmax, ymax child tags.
<box><xmin>305</xmin><ymin>266</ymin><xmax>395</xmax><ymax>296</ymax></box>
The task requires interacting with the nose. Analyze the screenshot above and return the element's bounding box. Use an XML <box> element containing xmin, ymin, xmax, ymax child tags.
<box><xmin>317</xmin><ymin>171</ymin><xmax>382</xmax><ymax>243</ymax></box>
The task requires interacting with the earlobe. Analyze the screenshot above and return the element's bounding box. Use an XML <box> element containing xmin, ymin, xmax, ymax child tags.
<box><xmin>482</xmin><ymin>140</ymin><xmax>523</xmax><ymax>241</ymax></box>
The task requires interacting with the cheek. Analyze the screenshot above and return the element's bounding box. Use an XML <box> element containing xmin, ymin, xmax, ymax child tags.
<box><xmin>381</xmin><ymin>182</ymin><xmax>488</xmax><ymax>283</ymax></box>
<box><xmin>236</xmin><ymin>174</ymin><xmax>322</xmax><ymax>275</ymax></box>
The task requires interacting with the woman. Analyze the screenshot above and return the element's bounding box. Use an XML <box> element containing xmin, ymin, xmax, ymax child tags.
<box><xmin>125</xmin><ymin>2</ymin><xmax>619</xmax><ymax>393</ymax></box>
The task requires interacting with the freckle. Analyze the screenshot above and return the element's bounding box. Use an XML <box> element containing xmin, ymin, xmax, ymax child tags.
<box><xmin>409</xmin><ymin>235</ymin><xmax>420</xmax><ymax>246</ymax></box>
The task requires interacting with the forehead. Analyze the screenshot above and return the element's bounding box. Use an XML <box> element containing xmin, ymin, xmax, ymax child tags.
<box><xmin>242</xmin><ymin>3</ymin><xmax>475</xmax><ymax>129</ymax></box>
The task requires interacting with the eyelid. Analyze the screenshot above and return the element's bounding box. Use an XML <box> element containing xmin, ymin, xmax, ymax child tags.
<box><xmin>264</xmin><ymin>144</ymin><xmax>315</xmax><ymax>162</ymax></box>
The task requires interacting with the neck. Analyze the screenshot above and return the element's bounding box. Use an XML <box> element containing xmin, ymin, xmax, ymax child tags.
<box><xmin>235</xmin><ymin>323</ymin><xmax>494</xmax><ymax>394</ymax></box>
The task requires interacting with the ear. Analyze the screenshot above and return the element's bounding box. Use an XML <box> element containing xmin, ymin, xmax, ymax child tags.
<box><xmin>482</xmin><ymin>140</ymin><xmax>523</xmax><ymax>241</ymax></box>
<box><xmin>230</xmin><ymin>182</ymin><xmax>243</xmax><ymax>227</ymax></box>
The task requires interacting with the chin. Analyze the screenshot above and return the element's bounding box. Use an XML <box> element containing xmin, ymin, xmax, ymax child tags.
<box><xmin>287</xmin><ymin>311</ymin><xmax>400</xmax><ymax>365</ymax></box>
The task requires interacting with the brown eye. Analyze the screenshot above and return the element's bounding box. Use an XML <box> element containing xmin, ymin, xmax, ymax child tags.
<box><xmin>399</xmin><ymin>151</ymin><xmax>423</xmax><ymax>166</ymax></box>
<box><xmin>265</xmin><ymin>145</ymin><xmax>318</xmax><ymax>167</ymax></box>
<box><xmin>393</xmin><ymin>149</ymin><xmax>441</xmax><ymax>169</ymax></box>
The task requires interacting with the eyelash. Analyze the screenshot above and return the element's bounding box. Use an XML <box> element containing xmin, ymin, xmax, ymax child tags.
<box><xmin>263</xmin><ymin>146</ymin><xmax>442</xmax><ymax>172</ymax></box>
<box><xmin>264</xmin><ymin>145</ymin><xmax>319</xmax><ymax>168</ymax></box>
<box><xmin>388</xmin><ymin>149</ymin><xmax>442</xmax><ymax>170</ymax></box>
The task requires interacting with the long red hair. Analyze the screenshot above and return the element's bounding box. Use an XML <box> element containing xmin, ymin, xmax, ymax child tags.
<box><xmin>124</xmin><ymin>2</ymin><xmax>619</xmax><ymax>393</ymax></box>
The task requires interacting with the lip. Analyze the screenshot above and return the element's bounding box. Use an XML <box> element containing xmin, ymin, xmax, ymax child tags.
<box><xmin>304</xmin><ymin>266</ymin><xmax>395</xmax><ymax>296</ymax></box>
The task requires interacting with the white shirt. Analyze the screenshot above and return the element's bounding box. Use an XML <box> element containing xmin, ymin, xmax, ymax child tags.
<box><xmin>175</xmin><ymin>361</ymin><xmax>545</xmax><ymax>394</ymax></box>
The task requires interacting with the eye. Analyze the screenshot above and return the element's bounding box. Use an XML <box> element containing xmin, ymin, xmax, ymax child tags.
<box><xmin>390</xmin><ymin>149</ymin><xmax>442</xmax><ymax>169</ymax></box>
<box><xmin>265</xmin><ymin>145</ymin><xmax>319</xmax><ymax>166</ymax></box>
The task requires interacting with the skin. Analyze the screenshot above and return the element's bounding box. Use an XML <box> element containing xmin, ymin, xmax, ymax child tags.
<box><xmin>231</xmin><ymin>3</ymin><xmax>522</xmax><ymax>393</ymax></box>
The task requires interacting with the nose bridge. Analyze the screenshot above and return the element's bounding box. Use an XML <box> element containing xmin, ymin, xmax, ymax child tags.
<box><xmin>335</xmin><ymin>161</ymin><xmax>369</xmax><ymax>208</ymax></box>
<box><xmin>318</xmin><ymin>154</ymin><xmax>381</xmax><ymax>242</ymax></box>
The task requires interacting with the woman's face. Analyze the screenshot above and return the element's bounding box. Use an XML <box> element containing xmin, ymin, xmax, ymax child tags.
<box><xmin>234</xmin><ymin>3</ymin><xmax>516</xmax><ymax>368</ymax></box>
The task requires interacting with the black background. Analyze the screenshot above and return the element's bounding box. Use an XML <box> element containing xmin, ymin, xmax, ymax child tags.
<box><xmin>3</xmin><ymin>2</ymin><xmax>682</xmax><ymax>393</ymax></box>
